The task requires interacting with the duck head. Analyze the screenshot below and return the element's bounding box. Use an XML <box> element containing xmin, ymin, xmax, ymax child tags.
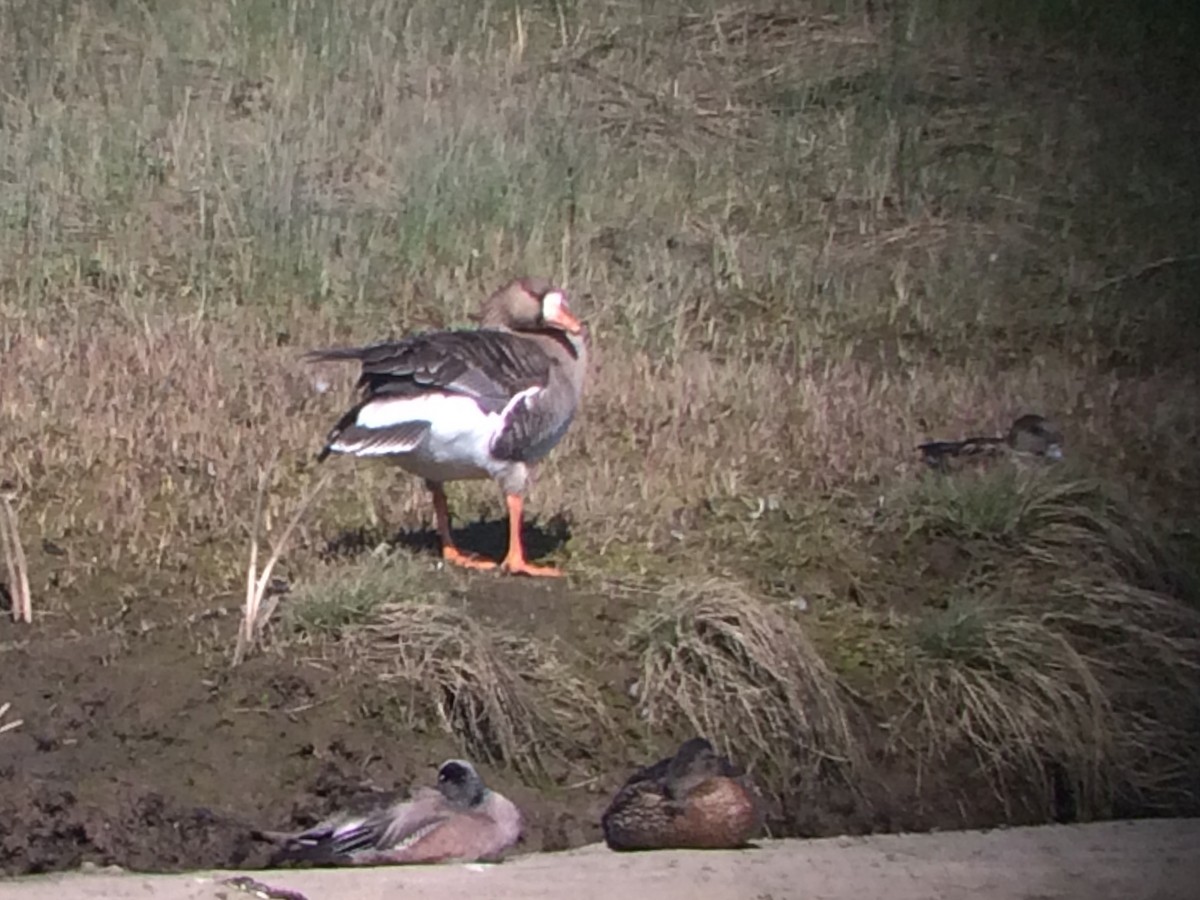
<box><xmin>1008</xmin><ymin>414</ymin><xmax>1064</xmax><ymax>460</ymax></box>
<box><xmin>436</xmin><ymin>759</ymin><xmax>487</xmax><ymax>808</ymax></box>
<box><xmin>665</xmin><ymin>737</ymin><xmax>734</xmax><ymax>798</ymax></box>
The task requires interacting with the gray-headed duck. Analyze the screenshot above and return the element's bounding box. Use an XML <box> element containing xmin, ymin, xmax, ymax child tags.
<box><xmin>262</xmin><ymin>760</ymin><xmax>522</xmax><ymax>866</ymax></box>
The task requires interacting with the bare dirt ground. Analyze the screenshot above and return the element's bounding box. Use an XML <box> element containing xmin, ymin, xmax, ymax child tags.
<box><xmin>0</xmin><ymin>568</ymin><xmax>1070</xmax><ymax>880</ymax></box>
<box><xmin>2</xmin><ymin>819</ymin><xmax>1197</xmax><ymax>900</ymax></box>
<box><xmin>0</xmin><ymin>580</ymin><xmax>614</xmax><ymax>876</ymax></box>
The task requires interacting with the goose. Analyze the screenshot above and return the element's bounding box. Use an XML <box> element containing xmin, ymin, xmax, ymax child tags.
<box><xmin>307</xmin><ymin>278</ymin><xmax>587</xmax><ymax>576</ymax></box>
<box><xmin>259</xmin><ymin>759</ymin><xmax>523</xmax><ymax>866</ymax></box>
<box><xmin>601</xmin><ymin>737</ymin><xmax>765</xmax><ymax>851</ymax></box>
<box><xmin>918</xmin><ymin>413</ymin><xmax>1064</xmax><ymax>472</ymax></box>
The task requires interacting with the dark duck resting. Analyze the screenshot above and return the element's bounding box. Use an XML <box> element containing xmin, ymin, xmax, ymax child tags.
<box><xmin>601</xmin><ymin>738</ymin><xmax>766</xmax><ymax>851</ymax></box>
<box><xmin>918</xmin><ymin>413</ymin><xmax>1064</xmax><ymax>472</ymax></box>
<box><xmin>259</xmin><ymin>760</ymin><xmax>522</xmax><ymax>866</ymax></box>
<box><xmin>306</xmin><ymin>278</ymin><xmax>588</xmax><ymax>576</ymax></box>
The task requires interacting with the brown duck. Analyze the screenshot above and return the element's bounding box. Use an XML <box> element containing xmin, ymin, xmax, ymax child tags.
<box><xmin>307</xmin><ymin>278</ymin><xmax>588</xmax><ymax>576</ymax></box>
<box><xmin>601</xmin><ymin>738</ymin><xmax>765</xmax><ymax>851</ymax></box>
<box><xmin>918</xmin><ymin>413</ymin><xmax>1064</xmax><ymax>472</ymax></box>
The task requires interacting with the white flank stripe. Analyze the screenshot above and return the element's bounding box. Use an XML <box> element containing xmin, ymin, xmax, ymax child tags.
<box><xmin>355</xmin><ymin>394</ymin><xmax>477</xmax><ymax>429</ymax></box>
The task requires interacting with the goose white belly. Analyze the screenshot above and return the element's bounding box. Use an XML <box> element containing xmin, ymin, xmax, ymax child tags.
<box><xmin>349</xmin><ymin>393</ymin><xmax>512</xmax><ymax>482</ymax></box>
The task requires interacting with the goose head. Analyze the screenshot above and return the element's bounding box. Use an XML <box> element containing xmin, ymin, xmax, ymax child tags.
<box><xmin>480</xmin><ymin>278</ymin><xmax>583</xmax><ymax>336</ymax></box>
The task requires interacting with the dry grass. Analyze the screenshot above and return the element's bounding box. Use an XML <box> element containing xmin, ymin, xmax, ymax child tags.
<box><xmin>358</xmin><ymin>598</ymin><xmax>614</xmax><ymax>779</ymax></box>
<box><xmin>624</xmin><ymin>578</ymin><xmax>861</xmax><ymax>792</ymax></box>
<box><xmin>283</xmin><ymin>553</ymin><xmax>615</xmax><ymax>778</ymax></box>
<box><xmin>0</xmin><ymin>0</ymin><xmax>1197</xmax><ymax>825</ymax></box>
<box><xmin>890</xmin><ymin>470</ymin><xmax>1200</xmax><ymax>817</ymax></box>
<box><xmin>902</xmin><ymin>575</ymin><xmax>1200</xmax><ymax>818</ymax></box>
<box><xmin>896</xmin><ymin>470</ymin><xmax>1192</xmax><ymax>595</ymax></box>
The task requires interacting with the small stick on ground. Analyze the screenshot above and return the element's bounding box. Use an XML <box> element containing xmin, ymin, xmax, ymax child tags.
<box><xmin>0</xmin><ymin>488</ymin><xmax>32</xmax><ymax>624</ymax></box>
<box><xmin>0</xmin><ymin>700</ymin><xmax>23</xmax><ymax>735</ymax></box>
<box><xmin>234</xmin><ymin>458</ymin><xmax>333</xmax><ymax>667</ymax></box>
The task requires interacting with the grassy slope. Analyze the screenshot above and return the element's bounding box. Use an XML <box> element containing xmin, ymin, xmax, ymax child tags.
<box><xmin>2</xmin><ymin>0</ymin><xmax>1199</xmax><ymax>830</ymax></box>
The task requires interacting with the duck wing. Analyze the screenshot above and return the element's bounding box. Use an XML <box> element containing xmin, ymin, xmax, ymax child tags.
<box><xmin>270</xmin><ymin>789</ymin><xmax>454</xmax><ymax>864</ymax></box>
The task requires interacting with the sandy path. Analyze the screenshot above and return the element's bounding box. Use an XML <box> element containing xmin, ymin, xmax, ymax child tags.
<box><xmin>2</xmin><ymin>818</ymin><xmax>1196</xmax><ymax>900</ymax></box>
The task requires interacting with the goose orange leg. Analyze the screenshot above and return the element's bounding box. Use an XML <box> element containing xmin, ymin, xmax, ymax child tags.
<box><xmin>501</xmin><ymin>494</ymin><xmax>562</xmax><ymax>577</ymax></box>
<box><xmin>429</xmin><ymin>483</ymin><xmax>496</xmax><ymax>571</ymax></box>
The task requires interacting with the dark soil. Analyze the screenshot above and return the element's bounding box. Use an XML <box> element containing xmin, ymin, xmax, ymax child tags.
<box><xmin>0</xmin><ymin>530</ymin><xmax>1097</xmax><ymax>877</ymax></box>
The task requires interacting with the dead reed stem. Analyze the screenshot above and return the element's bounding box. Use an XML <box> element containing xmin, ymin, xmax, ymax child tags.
<box><xmin>0</xmin><ymin>492</ymin><xmax>31</xmax><ymax>624</ymax></box>
<box><xmin>234</xmin><ymin>461</ymin><xmax>333</xmax><ymax>666</ymax></box>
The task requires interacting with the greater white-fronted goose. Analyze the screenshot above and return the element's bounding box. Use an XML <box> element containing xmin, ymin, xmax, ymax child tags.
<box><xmin>601</xmin><ymin>737</ymin><xmax>766</xmax><ymax>851</ymax></box>
<box><xmin>260</xmin><ymin>759</ymin><xmax>523</xmax><ymax>866</ymax></box>
<box><xmin>918</xmin><ymin>413</ymin><xmax>1064</xmax><ymax>472</ymax></box>
<box><xmin>306</xmin><ymin>278</ymin><xmax>587</xmax><ymax>576</ymax></box>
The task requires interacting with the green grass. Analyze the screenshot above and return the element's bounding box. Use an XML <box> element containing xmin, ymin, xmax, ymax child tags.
<box><xmin>1</xmin><ymin>0</ymin><xmax>1199</xmax><ymax>831</ymax></box>
<box><xmin>283</xmin><ymin>551</ymin><xmax>447</xmax><ymax>640</ymax></box>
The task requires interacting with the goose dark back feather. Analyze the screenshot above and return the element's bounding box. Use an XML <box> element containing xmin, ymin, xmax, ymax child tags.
<box><xmin>306</xmin><ymin>329</ymin><xmax>555</xmax><ymax>414</ymax></box>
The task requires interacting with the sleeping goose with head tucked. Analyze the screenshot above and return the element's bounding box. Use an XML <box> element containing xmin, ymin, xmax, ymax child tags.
<box><xmin>306</xmin><ymin>278</ymin><xmax>587</xmax><ymax>576</ymax></box>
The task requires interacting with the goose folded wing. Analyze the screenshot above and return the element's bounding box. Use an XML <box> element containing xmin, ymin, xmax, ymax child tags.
<box><xmin>308</xmin><ymin>331</ymin><xmax>553</xmax><ymax>415</ymax></box>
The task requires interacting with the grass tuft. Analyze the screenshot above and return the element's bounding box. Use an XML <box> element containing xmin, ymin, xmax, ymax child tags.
<box><xmin>897</xmin><ymin>469</ymin><xmax>1193</xmax><ymax>596</ymax></box>
<box><xmin>360</xmin><ymin>599</ymin><xmax>613</xmax><ymax>780</ymax></box>
<box><xmin>903</xmin><ymin>574</ymin><xmax>1200</xmax><ymax>818</ymax></box>
<box><xmin>283</xmin><ymin>552</ymin><xmax>442</xmax><ymax>641</ymax></box>
<box><xmin>623</xmin><ymin>578</ymin><xmax>861</xmax><ymax>793</ymax></box>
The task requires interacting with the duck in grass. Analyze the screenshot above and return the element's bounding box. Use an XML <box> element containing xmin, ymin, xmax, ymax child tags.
<box><xmin>601</xmin><ymin>738</ymin><xmax>766</xmax><ymax>851</ymax></box>
<box><xmin>918</xmin><ymin>413</ymin><xmax>1064</xmax><ymax>473</ymax></box>
<box><xmin>306</xmin><ymin>278</ymin><xmax>588</xmax><ymax>576</ymax></box>
<box><xmin>258</xmin><ymin>760</ymin><xmax>522</xmax><ymax>867</ymax></box>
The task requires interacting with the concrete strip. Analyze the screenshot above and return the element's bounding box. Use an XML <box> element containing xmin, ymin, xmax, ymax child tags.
<box><xmin>2</xmin><ymin>818</ymin><xmax>1197</xmax><ymax>900</ymax></box>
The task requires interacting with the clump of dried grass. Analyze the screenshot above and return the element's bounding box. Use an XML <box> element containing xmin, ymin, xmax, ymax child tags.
<box><xmin>895</xmin><ymin>470</ymin><xmax>1200</xmax><ymax>817</ymax></box>
<box><xmin>361</xmin><ymin>600</ymin><xmax>613</xmax><ymax>779</ymax></box>
<box><xmin>899</xmin><ymin>469</ymin><xmax>1191</xmax><ymax>595</ymax></box>
<box><xmin>623</xmin><ymin>578</ymin><xmax>861</xmax><ymax>791</ymax></box>
<box><xmin>903</xmin><ymin>575</ymin><xmax>1200</xmax><ymax>817</ymax></box>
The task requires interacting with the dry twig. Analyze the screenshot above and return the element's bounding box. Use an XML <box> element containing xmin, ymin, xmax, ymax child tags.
<box><xmin>0</xmin><ymin>700</ymin><xmax>23</xmax><ymax>735</ymax></box>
